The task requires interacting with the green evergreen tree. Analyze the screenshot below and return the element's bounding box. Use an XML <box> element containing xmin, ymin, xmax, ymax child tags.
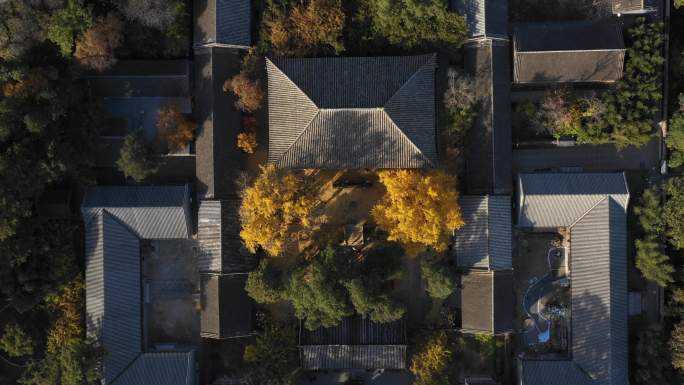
<box><xmin>243</xmin><ymin>321</ymin><xmax>299</xmax><ymax>385</ymax></box>
<box><xmin>420</xmin><ymin>256</ymin><xmax>456</xmax><ymax>299</ymax></box>
<box><xmin>0</xmin><ymin>323</ymin><xmax>33</xmax><ymax>358</ymax></box>
<box><xmin>245</xmin><ymin>259</ymin><xmax>285</xmax><ymax>304</ymax></box>
<box><xmin>369</xmin><ymin>0</ymin><xmax>467</xmax><ymax>49</ymax></box>
<box><xmin>116</xmin><ymin>130</ymin><xmax>157</xmax><ymax>182</ymax></box>
<box><xmin>667</xmin><ymin>94</ymin><xmax>684</xmax><ymax>168</ymax></box>
<box><xmin>46</xmin><ymin>0</ymin><xmax>93</xmax><ymax>56</ymax></box>
<box><xmin>664</xmin><ymin>177</ymin><xmax>684</xmax><ymax>250</ymax></box>
<box><xmin>635</xmin><ymin>238</ymin><xmax>674</xmax><ymax>287</ymax></box>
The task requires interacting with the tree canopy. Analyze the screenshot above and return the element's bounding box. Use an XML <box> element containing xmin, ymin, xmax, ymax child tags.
<box><xmin>367</xmin><ymin>0</ymin><xmax>467</xmax><ymax>49</ymax></box>
<box><xmin>668</xmin><ymin>94</ymin><xmax>684</xmax><ymax>169</ymax></box>
<box><xmin>664</xmin><ymin>177</ymin><xmax>684</xmax><ymax>250</ymax></box>
<box><xmin>410</xmin><ymin>331</ymin><xmax>452</xmax><ymax>385</ymax></box>
<box><xmin>116</xmin><ymin>130</ymin><xmax>158</xmax><ymax>182</ymax></box>
<box><xmin>420</xmin><ymin>255</ymin><xmax>456</xmax><ymax>299</ymax></box>
<box><xmin>239</xmin><ymin>164</ymin><xmax>315</xmax><ymax>257</ymax></box>
<box><xmin>243</xmin><ymin>321</ymin><xmax>299</xmax><ymax>385</ymax></box>
<box><xmin>0</xmin><ymin>323</ymin><xmax>34</xmax><ymax>358</ymax></box>
<box><xmin>373</xmin><ymin>169</ymin><xmax>464</xmax><ymax>253</ymax></box>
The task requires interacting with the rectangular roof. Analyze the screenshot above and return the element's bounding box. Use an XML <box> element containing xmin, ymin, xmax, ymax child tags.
<box><xmin>460</xmin><ymin>270</ymin><xmax>513</xmax><ymax>334</ymax></box>
<box><xmin>301</xmin><ymin>345</ymin><xmax>407</xmax><ymax>370</ymax></box>
<box><xmin>513</xmin><ymin>22</ymin><xmax>625</xmax><ymax>84</ymax></box>
<box><xmin>517</xmin><ymin>173</ymin><xmax>629</xmax><ymax>228</ymax></box>
<box><xmin>86</xmin><ymin>60</ymin><xmax>190</xmax><ymax>97</ymax></box>
<box><xmin>454</xmin><ymin>195</ymin><xmax>512</xmax><ymax>270</ymax></box>
<box><xmin>113</xmin><ymin>351</ymin><xmax>196</xmax><ymax>385</ymax></box>
<box><xmin>451</xmin><ymin>0</ymin><xmax>508</xmax><ymax>38</ymax></box>
<box><xmin>300</xmin><ymin>317</ymin><xmax>407</xmax><ymax>370</ymax></box>
<box><xmin>200</xmin><ymin>274</ymin><xmax>254</xmax><ymax>339</ymax></box>
<box><xmin>194</xmin><ymin>47</ymin><xmax>245</xmax><ymax>199</ymax></box>
<box><xmin>267</xmin><ymin>55</ymin><xmax>437</xmax><ymax>169</ymax></box>
<box><xmin>198</xmin><ymin>200</ymin><xmax>256</xmax><ymax>273</ymax></box>
<box><xmin>194</xmin><ymin>0</ymin><xmax>251</xmax><ymax>47</ymax></box>
<box><xmin>465</xmin><ymin>39</ymin><xmax>512</xmax><ymax>194</ymax></box>
<box><xmin>82</xmin><ymin>186</ymin><xmax>192</xmax><ymax>239</ymax></box>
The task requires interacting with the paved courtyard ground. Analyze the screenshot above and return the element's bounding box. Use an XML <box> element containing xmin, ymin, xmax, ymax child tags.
<box><xmin>143</xmin><ymin>239</ymin><xmax>200</xmax><ymax>348</ymax></box>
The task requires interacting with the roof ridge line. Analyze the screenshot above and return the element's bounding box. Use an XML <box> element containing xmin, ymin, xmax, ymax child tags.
<box><xmin>101</xmin><ymin>209</ymin><xmax>143</xmax><ymax>240</ymax></box>
<box><xmin>568</xmin><ymin>195</ymin><xmax>610</xmax><ymax>229</ymax></box>
<box><xmin>266</xmin><ymin>58</ymin><xmax>321</xmax><ymax>166</ymax></box>
<box><xmin>382</xmin><ymin>55</ymin><xmax>436</xmax><ymax>167</ymax></box>
<box><xmin>384</xmin><ymin>54</ymin><xmax>435</xmax><ymax>108</ymax></box>
<box><xmin>379</xmin><ymin>110</ymin><xmax>434</xmax><ymax>167</ymax></box>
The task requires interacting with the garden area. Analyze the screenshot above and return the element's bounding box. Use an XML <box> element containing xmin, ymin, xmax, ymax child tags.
<box><xmin>510</xmin><ymin>18</ymin><xmax>664</xmax><ymax>150</ymax></box>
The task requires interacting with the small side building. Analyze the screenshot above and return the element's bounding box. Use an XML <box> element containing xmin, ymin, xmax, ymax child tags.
<box><xmin>299</xmin><ymin>317</ymin><xmax>407</xmax><ymax>370</ymax></box>
<box><xmin>200</xmin><ymin>274</ymin><xmax>253</xmax><ymax>339</ymax></box>
<box><xmin>454</xmin><ymin>195</ymin><xmax>513</xmax><ymax>335</ymax></box>
<box><xmin>194</xmin><ymin>0</ymin><xmax>251</xmax><ymax>48</ymax></box>
<box><xmin>512</xmin><ymin>21</ymin><xmax>625</xmax><ymax>84</ymax></box>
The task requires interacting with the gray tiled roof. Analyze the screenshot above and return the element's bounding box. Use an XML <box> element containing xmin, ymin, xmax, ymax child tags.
<box><xmin>451</xmin><ymin>0</ymin><xmax>508</xmax><ymax>39</ymax></box>
<box><xmin>198</xmin><ymin>200</ymin><xmax>256</xmax><ymax>273</ymax></box>
<box><xmin>301</xmin><ymin>345</ymin><xmax>407</xmax><ymax>370</ymax></box>
<box><xmin>82</xmin><ymin>186</ymin><xmax>192</xmax><ymax>239</ymax></box>
<box><xmin>300</xmin><ymin>317</ymin><xmax>406</xmax><ymax>370</ymax></box>
<box><xmin>266</xmin><ymin>55</ymin><xmax>437</xmax><ymax>169</ymax></box>
<box><xmin>465</xmin><ymin>39</ymin><xmax>512</xmax><ymax>194</ymax></box>
<box><xmin>460</xmin><ymin>270</ymin><xmax>513</xmax><ymax>334</ymax></box>
<box><xmin>194</xmin><ymin>0</ymin><xmax>251</xmax><ymax>47</ymax></box>
<box><xmin>113</xmin><ymin>351</ymin><xmax>196</xmax><ymax>385</ymax></box>
<box><xmin>517</xmin><ymin>173</ymin><xmax>629</xmax><ymax>385</ymax></box>
<box><xmin>85</xmin><ymin>212</ymin><xmax>141</xmax><ymax>384</ymax></box>
<box><xmin>200</xmin><ymin>273</ymin><xmax>254</xmax><ymax>339</ymax></box>
<box><xmin>194</xmin><ymin>47</ymin><xmax>244</xmax><ymax>199</ymax></box>
<box><xmin>520</xmin><ymin>361</ymin><xmax>594</xmax><ymax>385</ymax></box>
<box><xmin>454</xmin><ymin>195</ymin><xmax>512</xmax><ymax>270</ymax></box>
<box><xmin>82</xmin><ymin>187</ymin><xmax>195</xmax><ymax>385</ymax></box>
<box><xmin>86</xmin><ymin>60</ymin><xmax>191</xmax><ymax>97</ymax></box>
<box><xmin>517</xmin><ymin>173</ymin><xmax>629</xmax><ymax>228</ymax></box>
<box><xmin>513</xmin><ymin>22</ymin><xmax>625</xmax><ymax>84</ymax></box>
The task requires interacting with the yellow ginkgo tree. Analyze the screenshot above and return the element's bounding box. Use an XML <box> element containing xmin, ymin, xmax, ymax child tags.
<box><xmin>239</xmin><ymin>164</ymin><xmax>315</xmax><ymax>257</ymax></box>
<box><xmin>372</xmin><ymin>169</ymin><xmax>464</xmax><ymax>253</ymax></box>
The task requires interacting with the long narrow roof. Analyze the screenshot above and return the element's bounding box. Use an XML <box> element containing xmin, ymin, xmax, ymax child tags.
<box><xmin>82</xmin><ymin>187</ymin><xmax>195</xmax><ymax>385</ymax></box>
<box><xmin>86</xmin><ymin>60</ymin><xmax>191</xmax><ymax>97</ymax></box>
<box><xmin>612</xmin><ymin>0</ymin><xmax>658</xmax><ymax>13</ymax></box>
<box><xmin>300</xmin><ymin>317</ymin><xmax>407</xmax><ymax>370</ymax></box>
<box><xmin>194</xmin><ymin>47</ymin><xmax>244</xmax><ymax>199</ymax></box>
<box><xmin>82</xmin><ymin>186</ymin><xmax>192</xmax><ymax>239</ymax></box>
<box><xmin>465</xmin><ymin>39</ymin><xmax>512</xmax><ymax>194</ymax></box>
<box><xmin>517</xmin><ymin>173</ymin><xmax>629</xmax><ymax>228</ymax></box>
<box><xmin>454</xmin><ymin>195</ymin><xmax>511</xmax><ymax>270</ymax></box>
<box><xmin>267</xmin><ymin>55</ymin><xmax>437</xmax><ymax>169</ymax></box>
<box><xmin>512</xmin><ymin>22</ymin><xmax>625</xmax><ymax>84</ymax></box>
<box><xmin>517</xmin><ymin>173</ymin><xmax>629</xmax><ymax>385</ymax></box>
<box><xmin>198</xmin><ymin>200</ymin><xmax>256</xmax><ymax>273</ymax></box>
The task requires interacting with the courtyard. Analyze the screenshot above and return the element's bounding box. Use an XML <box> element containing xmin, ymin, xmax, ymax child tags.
<box><xmin>143</xmin><ymin>239</ymin><xmax>200</xmax><ymax>348</ymax></box>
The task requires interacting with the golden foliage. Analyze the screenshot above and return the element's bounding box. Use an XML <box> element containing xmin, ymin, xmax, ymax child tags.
<box><xmin>45</xmin><ymin>277</ymin><xmax>84</xmax><ymax>354</ymax></box>
<box><xmin>673</xmin><ymin>321</ymin><xmax>684</xmax><ymax>370</ymax></box>
<box><xmin>225</xmin><ymin>71</ymin><xmax>264</xmax><ymax>113</ymax></box>
<box><xmin>157</xmin><ymin>103</ymin><xmax>195</xmax><ymax>151</ymax></box>
<box><xmin>2</xmin><ymin>67</ymin><xmax>55</xmax><ymax>98</ymax></box>
<box><xmin>237</xmin><ymin>132</ymin><xmax>258</xmax><ymax>154</ymax></box>
<box><xmin>410</xmin><ymin>331</ymin><xmax>451</xmax><ymax>385</ymax></box>
<box><xmin>269</xmin><ymin>0</ymin><xmax>345</xmax><ymax>56</ymax></box>
<box><xmin>372</xmin><ymin>169</ymin><xmax>464</xmax><ymax>252</ymax></box>
<box><xmin>240</xmin><ymin>164</ymin><xmax>315</xmax><ymax>257</ymax></box>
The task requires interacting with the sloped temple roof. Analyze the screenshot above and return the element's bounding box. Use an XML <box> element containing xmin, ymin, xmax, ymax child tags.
<box><xmin>266</xmin><ymin>55</ymin><xmax>437</xmax><ymax>169</ymax></box>
<box><xmin>513</xmin><ymin>21</ymin><xmax>625</xmax><ymax>84</ymax></box>
<box><xmin>82</xmin><ymin>186</ymin><xmax>195</xmax><ymax>385</ymax></box>
<box><xmin>517</xmin><ymin>173</ymin><xmax>629</xmax><ymax>385</ymax></box>
<box><xmin>300</xmin><ymin>317</ymin><xmax>407</xmax><ymax>370</ymax></box>
<box><xmin>454</xmin><ymin>195</ymin><xmax>512</xmax><ymax>270</ymax></box>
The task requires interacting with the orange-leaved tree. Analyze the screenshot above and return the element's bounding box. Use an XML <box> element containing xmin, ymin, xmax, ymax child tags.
<box><xmin>74</xmin><ymin>14</ymin><xmax>123</xmax><ymax>72</ymax></box>
<box><xmin>157</xmin><ymin>103</ymin><xmax>195</xmax><ymax>151</ymax></box>
<box><xmin>237</xmin><ymin>132</ymin><xmax>258</xmax><ymax>154</ymax></box>
<box><xmin>269</xmin><ymin>0</ymin><xmax>345</xmax><ymax>56</ymax></box>
<box><xmin>240</xmin><ymin>164</ymin><xmax>315</xmax><ymax>257</ymax></box>
<box><xmin>372</xmin><ymin>169</ymin><xmax>464</xmax><ymax>252</ymax></box>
